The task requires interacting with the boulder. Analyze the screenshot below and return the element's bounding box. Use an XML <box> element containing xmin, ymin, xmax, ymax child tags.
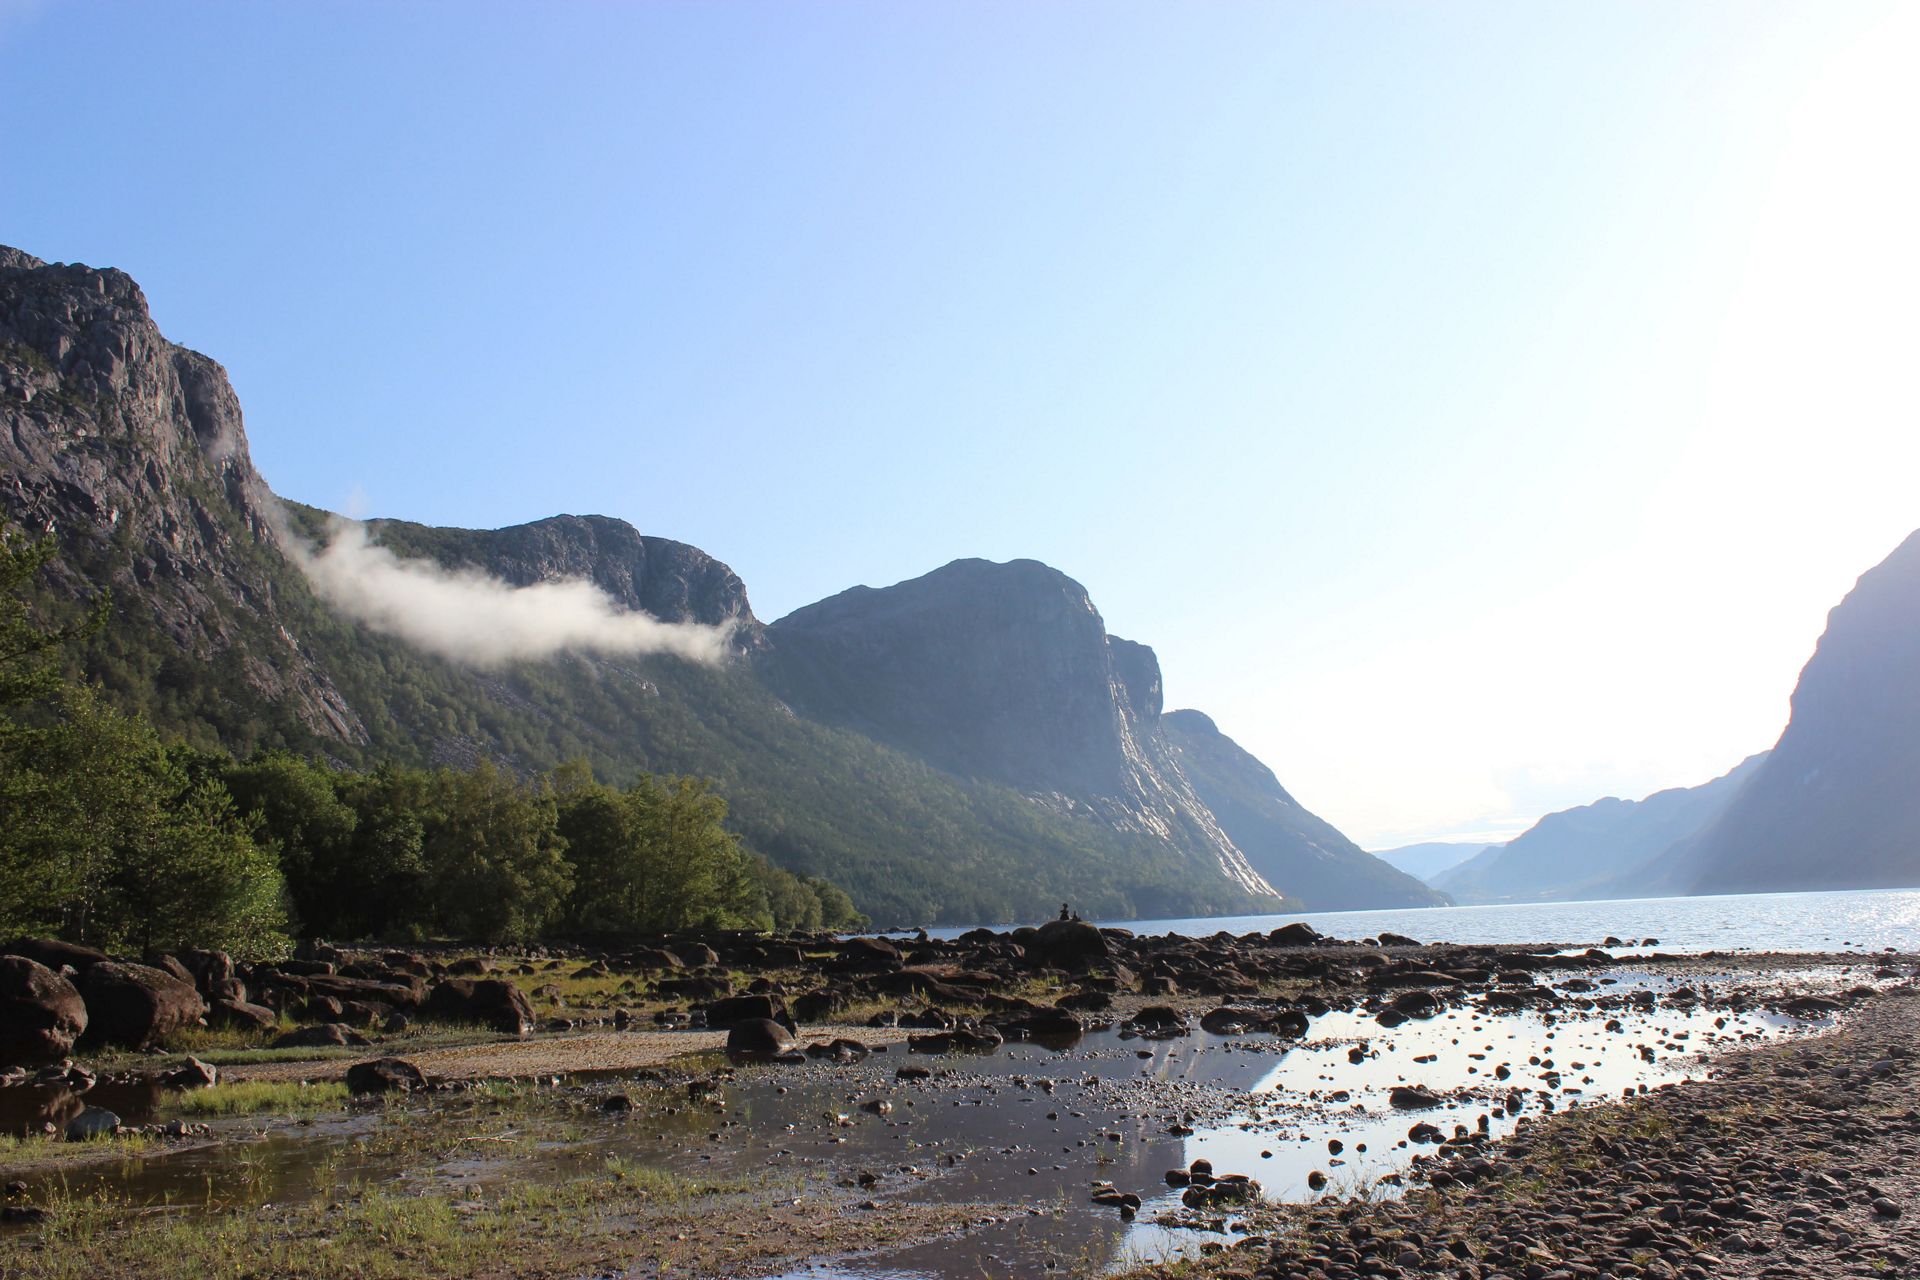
<box><xmin>424</xmin><ymin>979</ymin><xmax>535</xmax><ymax>1035</ymax></box>
<box><xmin>64</xmin><ymin>1106</ymin><xmax>121</xmax><ymax>1141</ymax></box>
<box><xmin>804</xmin><ymin>1037</ymin><xmax>870</xmax><ymax>1063</ymax></box>
<box><xmin>270</xmin><ymin>1023</ymin><xmax>368</xmax><ymax>1049</ymax></box>
<box><xmin>1128</xmin><ymin>1005</ymin><xmax>1188</xmax><ymax>1033</ymax></box>
<box><xmin>670</xmin><ymin>943</ymin><xmax>721</xmax><ymax>969</ymax></box>
<box><xmin>80</xmin><ymin>962</ymin><xmax>207</xmax><ymax>1049</ymax></box>
<box><xmin>208</xmin><ymin>998</ymin><xmax>278</xmax><ymax>1031</ymax></box>
<box><xmin>345</xmin><ymin>1057</ymin><xmax>429</xmax><ymax>1095</ymax></box>
<box><xmin>2</xmin><ymin>937</ymin><xmax>109</xmax><ymax>974</ymax></box>
<box><xmin>1268</xmin><ymin>923</ymin><xmax>1323</xmax><ymax>948</ymax></box>
<box><xmin>1032</xmin><ymin>919</ymin><xmax>1108</xmax><ymax>969</ymax></box>
<box><xmin>791</xmin><ymin>989</ymin><xmax>847</xmax><ymax>1022</ymax></box>
<box><xmin>1389</xmin><ymin>1085</ymin><xmax>1442</xmax><ymax>1110</ymax></box>
<box><xmin>161</xmin><ymin>1055</ymin><xmax>219</xmax><ymax>1089</ymax></box>
<box><xmin>1199</xmin><ymin>1006</ymin><xmax>1265</xmax><ymax>1035</ymax></box>
<box><xmin>727</xmin><ymin>1018</ymin><xmax>798</xmax><ymax>1057</ymax></box>
<box><xmin>835</xmin><ymin>936</ymin><xmax>902</xmax><ymax>972</ymax></box>
<box><xmin>656</xmin><ymin>976</ymin><xmax>732</xmax><ymax>1001</ymax></box>
<box><xmin>701</xmin><ymin>994</ymin><xmax>795</xmax><ymax>1032</ymax></box>
<box><xmin>0</xmin><ymin>956</ymin><xmax>88</xmax><ymax>1066</ymax></box>
<box><xmin>146</xmin><ymin>953</ymin><xmax>197</xmax><ymax>988</ymax></box>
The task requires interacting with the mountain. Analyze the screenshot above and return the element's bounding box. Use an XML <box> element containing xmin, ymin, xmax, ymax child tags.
<box><xmin>2</xmin><ymin>245</ymin><xmax>1422</xmax><ymax>924</ymax></box>
<box><xmin>1684</xmin><ymin>531</ymin><xmax>1920</xmax><ymax>895</ymax></box>
<box><xmin>1160</xmin><ymin>711</ymin><xmax>1450</xmax><ymax>910</ymax></box>
<box><xmin>759</xmin><ymin>560</ymin><xmax>1274</xmax><ymax>899</ymax></box>
<box><xmin>1371</xmin><ymin>840</ymin><xmax>1500</xmax><ymax>884</ymax></box>
<box><xmin>1433</xmin><ymin>754</ymin><xmax>1768</xmax><ymax>904</ymax></box>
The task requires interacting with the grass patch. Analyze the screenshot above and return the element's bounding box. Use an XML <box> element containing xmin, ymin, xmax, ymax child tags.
<box><xmin>1</xmin><ymin>1160</ymin><xmax>773</xmax><ymax>1280</ymax></box>
<box><xmin>0</xmin><ymin>1130</ymin><xmax>159</xmax><ymax>1176</ymax></box>
<box><xmin>171</xmin><ymin>1080</ymin><xmax>350</xmax><ymax>1117</ymax></box>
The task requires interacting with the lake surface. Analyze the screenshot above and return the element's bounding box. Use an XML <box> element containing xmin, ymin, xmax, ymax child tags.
<box><xmin>927</xmin><ymin>887</ymin><xmax>1920</xmax><ymax>954</ymax></box>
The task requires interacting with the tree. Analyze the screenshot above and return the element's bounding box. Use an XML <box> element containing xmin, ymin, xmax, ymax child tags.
<box><xmin>1</xmin><ymin>687</ymin><xmax>286</xmax><ymax>957</ymax></box>
<box><xmin>421</xmin><ymin>761</ymin><xmax>571</xmax><ymax>943</ymax></box>
<box><xmin>559</xmin><ymin>769</ymin><xmax>769</xmax><ymax>933</ymax></box>
<box><xmin>0</xmin><ymin>526</ymin><xmax>106</xmax><ymax>710</ymax></box>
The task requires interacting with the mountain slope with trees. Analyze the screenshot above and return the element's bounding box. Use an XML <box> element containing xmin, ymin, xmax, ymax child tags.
<box><xmin>4</xmin><ymin>245</ymin><xmax>1374</xmax><ymax>925</ymax></box>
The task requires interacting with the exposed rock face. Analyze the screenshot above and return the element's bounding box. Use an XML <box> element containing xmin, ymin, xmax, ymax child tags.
<box><xmin>79</xmin><ymin>961</ymin><xmax>207</xmax><ymax>1049</ymax></box>
<box><xmin>1161</xmin><ymin>710</ymin><xmax>1449</xmax><ymax>911</ymax></box>
<box><xmin>1435</xmin><ymin>753</ymin><xmax>1769</xmax><ymax>904</ymax></box>
<box><xmin>1685</xmin><ymin>530</ymin><xmax>1920</xmax><ymax>895</ymax></box>
<box><xmin>0</xmin><ymin>956</ymin><xmax>88</xmax><ymax>1066</ymax></box>
<box><xmin>761</xmin><ymin>558</ymin><xmax>1277</xmax><ymax>898</ymax></box>
<box><xmin>0</xmin><ymin>247</ymin><xmax>366</xmax><ymax>744</ymax></box>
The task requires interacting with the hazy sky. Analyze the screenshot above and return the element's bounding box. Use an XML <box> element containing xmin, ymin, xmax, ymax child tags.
<box><xmin>4</xmin><ymin>2</ymin><xmax>1916</xmax><ymax>848</ymax></box>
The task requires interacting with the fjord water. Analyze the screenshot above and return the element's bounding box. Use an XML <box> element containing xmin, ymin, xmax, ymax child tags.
<box><xmin>929</xmin><ymin>887</ymin><xmax>1920</xmax><ymax>954</ymax></box>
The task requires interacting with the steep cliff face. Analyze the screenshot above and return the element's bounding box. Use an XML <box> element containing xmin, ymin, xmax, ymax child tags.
<box><xmin>1435</xmin><ymin>754</ymin><xmax>1767</xmax><ymax>904</ymax></box>
<box><xmin>1685</xmin><ymin>531</ymin><xmax>1920</xmax><ymax>895</ymax></box>
<box><xmin>0</xmin><ymin>247</ymin><xmax>364</xmax><ymax>744</ymax></box>
<box><xmin>1161</xmin><ymin>710</ymin><xmax>1450</xmax><ymax>910</ymax></box>
<box><xmin>761</xmin><ymin>559</ymin><xmax>1278</xmax><ymax>897</ymax></box>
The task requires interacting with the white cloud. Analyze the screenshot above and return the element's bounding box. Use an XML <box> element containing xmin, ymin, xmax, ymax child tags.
<box><xmin>284</xmin><ymin>515</ymin><xmax>734</xmax><ymax>668</ymax></box>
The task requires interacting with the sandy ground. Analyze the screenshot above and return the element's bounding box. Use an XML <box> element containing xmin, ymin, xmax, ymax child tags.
<box><xmin>225</xmin><ymin>1024</ymin><xmax>911</xmax><ymax>1083</ymax></box>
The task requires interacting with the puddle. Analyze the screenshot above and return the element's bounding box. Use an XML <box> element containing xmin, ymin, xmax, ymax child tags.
<box><xmin>0</xmin><ymin>965</ymin><xmax>1881</xmax><ymax>1277</ymax></box>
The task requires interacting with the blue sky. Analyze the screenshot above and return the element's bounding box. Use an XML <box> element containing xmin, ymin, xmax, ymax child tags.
<box><xmin>4</xmin><ymin>1</ymin><xmax>1916</xmax><ymax>847</ymax></box>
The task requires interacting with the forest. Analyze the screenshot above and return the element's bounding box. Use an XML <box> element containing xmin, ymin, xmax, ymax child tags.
<box><xmin>0</xmin><ymin>527</ymin><xmax>864</xmax><ymax>959</ymax></box>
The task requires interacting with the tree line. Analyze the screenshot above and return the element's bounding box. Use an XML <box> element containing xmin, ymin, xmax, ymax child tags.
<box><xmin>0</xmin><ymin>528</ymin><xmax>863</xmax><ymax>959</ymax></box>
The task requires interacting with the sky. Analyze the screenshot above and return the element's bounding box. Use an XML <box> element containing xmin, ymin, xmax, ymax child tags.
<box><xmin>4</xmin><ymin>1</ymin><xmax>1917</xmax><ymax>849</ymax></box>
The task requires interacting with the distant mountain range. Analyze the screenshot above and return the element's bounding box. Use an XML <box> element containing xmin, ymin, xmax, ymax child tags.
<box><xmin>1372</xmin><ymin>840</ymin><xmax>1500</xmax><ymax>883</ymax></box>
<box><xmin>0</xmin><ymin>244</ymin><xmax>1440</xmax><ymax>925</ymax></box>
<box><xmin>1419</xmin><ymin>527</ymin><xmax>1920</xmax><ymax>905</ymax></box>
<box><xmin>1431</xmin><ymin>755</ymin><xmax>1768</xmax><ymax>904</ymax></box>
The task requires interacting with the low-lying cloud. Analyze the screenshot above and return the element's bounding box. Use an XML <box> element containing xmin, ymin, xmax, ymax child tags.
<box><xmin>285</xmin><ymin>515</ymin><xmax>734</xmax><ymax>667</ymax></box>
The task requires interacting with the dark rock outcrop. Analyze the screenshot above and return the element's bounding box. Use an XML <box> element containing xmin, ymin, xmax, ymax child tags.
<box><xmin>424</xmin><ymin>978</ymin><xmax>535</xmax><ymax>1035</ymax></box>
<box><xmin>0</xmin><ymin>956</ymin><xmax>88</xmax><ymax>1066</ymax></box>
<box><xmin>726</xmin><ymin>1017</ymin><xmax>798</xmax><ymax>1057</ymax></box>
<box><xmin>78</xmin><ymin>961</ymin><xmax>206</xmax><ymax>1049</ymax></box>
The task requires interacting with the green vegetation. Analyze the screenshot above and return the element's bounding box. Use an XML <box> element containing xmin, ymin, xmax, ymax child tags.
<box><xmin>0</xmin><ymin>524</ymin><xmax>863</xmax><ymax>954</ymax></box>
<box><xmin>13</xmin><ymin>405</ymin><xmax>1282</xmax><ymax>925</ymax></box>
<box><xmin>171</xmin><ymin>1080</ymin><xmax>350</xmax><ymax>1117</ymax></box>
<box><xmin>0</xmin><ymin>530</ymin><xmax>286</xmax><ymax>957</ymax></box>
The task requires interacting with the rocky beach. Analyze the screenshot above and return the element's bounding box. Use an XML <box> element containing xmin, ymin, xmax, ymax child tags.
<box><xmin>2</xmin><ymin>920</ymin><xmax>1911</xmax><ymax>1278</ymax></box>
